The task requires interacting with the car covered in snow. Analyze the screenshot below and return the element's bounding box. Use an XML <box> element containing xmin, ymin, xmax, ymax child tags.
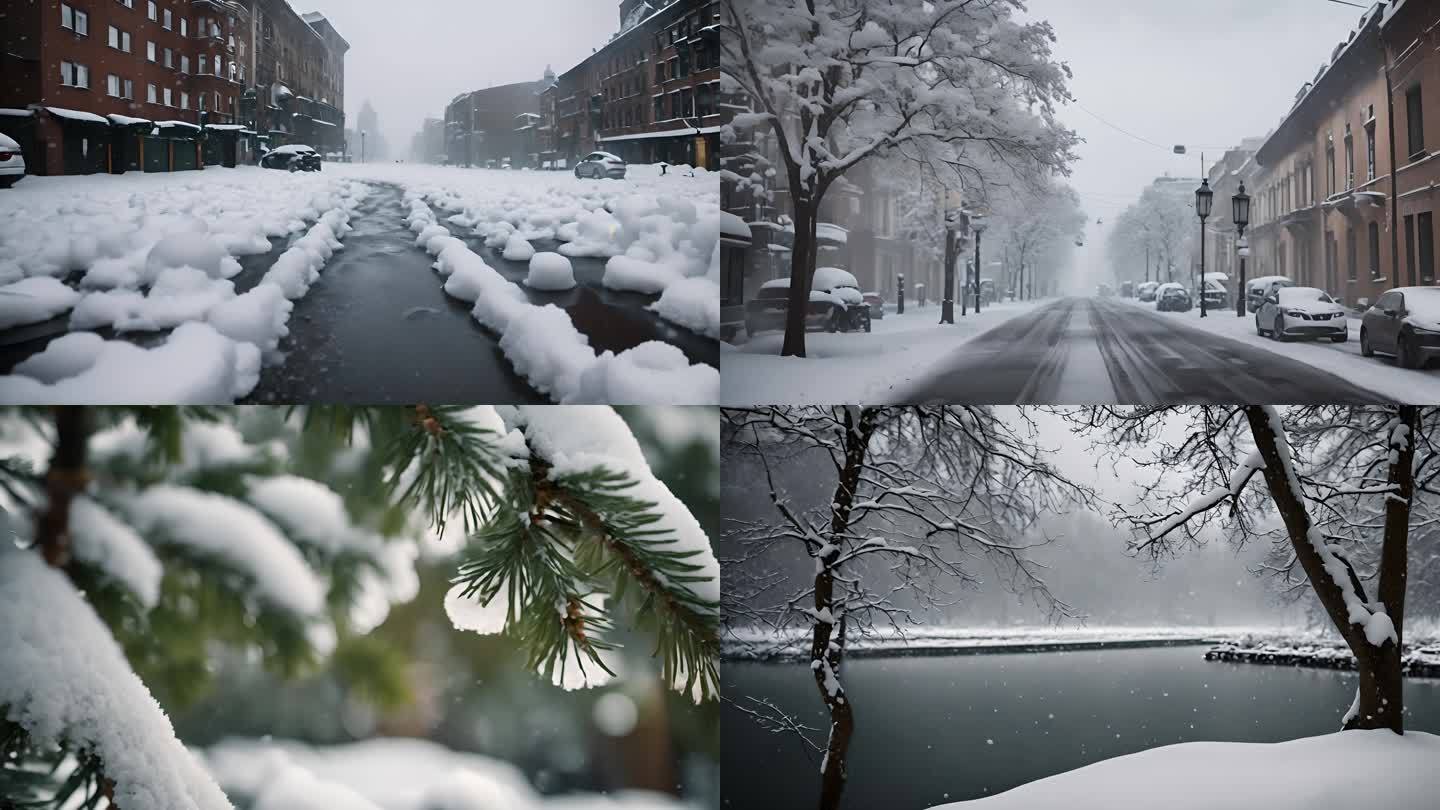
<box><xmin>1361</xmin><ymin>287</ymin><xmax>1440</xmax><ymax>368</ymax></box>
<box><xmin>1254</xmin><ymin>286</ymin><xmax>1347</xmax><ymax>342</ymax></box>
<box><xmin>574</xmin><ymin>151</ymin><xmax>627</xmax><ymax>180</ymax></box>
<box><xmin>260</xmin><ymin>144</ymin><xmax>321</xmax><ymax>172</ymax></box>
<box><xmin>1245</xmin><ymin>275</ymin><xmax>1293</xmax><ymax>313</ymax></box>
<box><xmin>1137</xmin><ymin>281</ymin><xmax>1159</xmax><ymax>302</ymax></box>
<box><xmin>1202</xmin><ymin>272</ymin><xmax>1230</xmax><ymax>309</ymax></box>
<box><xmin>1155</xmin><ymin>282</ymin><xmax>1192</xmax><ymax>312</ymax></box>
<box><xmin>0</xmin><ymin>132</ymin><xmax>25</xmax><ymax>188</ymax></box>
<box><xmin>745</xmin><ymin>266</ymin><xmax>871</xmax><ymax>336</ymax></box>
<box><xmin>863</xmin><ymin>291</ymin><xmax>886</xmax><ymax>319</ymax></box>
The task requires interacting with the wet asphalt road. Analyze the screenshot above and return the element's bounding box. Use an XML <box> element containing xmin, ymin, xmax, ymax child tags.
<box><xmin>899</xmin><ymin>297</ymin><xmax>1388</xmax><ymax>404</ymax></box>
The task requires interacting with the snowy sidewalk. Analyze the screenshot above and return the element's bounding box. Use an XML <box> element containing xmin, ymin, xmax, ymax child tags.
<box><xmin>1116</xmin><ymin>296</ymin><xmax>1440</xmax><ymax>403</ymax></box>
<box><xmin>721</xmin><ymin>300</ymin><xmax>1047</xmax><ymax>404</ymax></box>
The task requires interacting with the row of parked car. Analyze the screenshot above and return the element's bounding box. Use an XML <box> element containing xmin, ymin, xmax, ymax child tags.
<box><xmin>745</xmin><ymin>267</ymin><xmax>879</xmax><ymax>336</ymax></box>
<box><xmin>1136</xmin><ymin>271</ymin><xmax>1440</xmax><ymax>368</ymax></box>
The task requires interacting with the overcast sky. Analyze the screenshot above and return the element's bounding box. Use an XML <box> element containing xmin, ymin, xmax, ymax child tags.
<box><xmin>299</xmin><ymin>0</ymin><xmax>620</xmax><ymax>157</ymax></box>
<box><xmin>1020</xmin><ymin>0</ymin><xmax>1371</xmax><ymax>287</ymax></box>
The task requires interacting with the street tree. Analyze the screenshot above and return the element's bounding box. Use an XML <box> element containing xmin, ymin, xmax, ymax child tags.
<box><xmin>722</xmin><ymin>406</ymin><xmax>1093</xmax><ymax>810</ymax></box>
<box><xmin>986</xmin><ymin>182</ymin><xmax>1085</xmax><ymax>300</ymax></box>
<box><xmin>721</xmin><ymin>0</ymin><xmax>1079</xmax><ymax>356</ymax></box>
<box><xmin>1108</xmin><ymin>182</ymin><xmax>1193</xmax><ymax>286</ymax></box>
<box><xmin>0</xmin><ymin>405</ymin><xmax>719</xmax><ymax>808</ymax></box>
<box><xmin>1075</xmin><ymin>405</ymin><xmax>1434</xmax><ymax>733</ymax></box>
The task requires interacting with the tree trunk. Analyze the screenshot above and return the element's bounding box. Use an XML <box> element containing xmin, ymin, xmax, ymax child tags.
<box><xmin>37</xmin><ymin>406</ymin><xmax>91</xmax><ymax>568</ymax></box>
<box><xmin>782</xmin><ymin>201</ymin><xmax>818</xmax><ymax>357</ymax></box>
<box><xmin>812</xmin><ymin>407</ymin><xmax>876</xmax><ymax>810</ymax></box>
<box><xmin>1244</xmin><ymin>406</ymin><xmax>1408</xmax><ymax>732</ymax></box>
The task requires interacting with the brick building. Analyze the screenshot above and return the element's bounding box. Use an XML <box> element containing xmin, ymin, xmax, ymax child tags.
<box><xmin>1383</xmin><ymin>0</ymin><xmax>1440</xmax><ymax>287</ymax></box>
<box><xmin>0</xmin><ymin>0</ymin><xmax>344</xmax><ymax>175</ymax></box>
<box><xmin>444</xmin><ymin>76</ymin><xmax>547</xmax><ymax>168</ymax></box>
<box><xmin>244</xmin><ymin>1</ymin><xmax>347</xmax><ymax>156</ymax></box>
<box><xmin>1249</xmin><ymin>3</ymin><xmax>1403</xmax><ymax>307</ymax></box>
<box><xmin>540</xmin><ymin>0</ymin><xmax>720</xmax><ymax>170</ymax></box>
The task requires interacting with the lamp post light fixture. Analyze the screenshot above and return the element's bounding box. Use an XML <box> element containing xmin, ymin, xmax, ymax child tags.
<box><xmin>1195</xmin><ymin>178</ymin><xmax>1214</xmax><ymax>318</ymax></box>
<box><xmin>360</xmin><ymin>129</ymin><xmax>367</xmax><ymax>164</ymax></box>
<box><xmin>897</xmin><ymin>272</ymin><xmax>906</xmax><ymax>315</ymax></box>
<box><xmin>971</xmin><ymin>212</ymin><xmax>987</xmax><ymax>314</ymax></box>
<box><xmin>1231</xmin><ymin>180</ymin><xmax>1251</xmax><ymax>318</ymax></box>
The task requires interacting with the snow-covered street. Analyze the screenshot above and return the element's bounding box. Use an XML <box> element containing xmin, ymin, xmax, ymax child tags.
<box><xmin>0</xmin><ymin>163</ymin><xmax>719</xmax><ymax>404</ymax></box>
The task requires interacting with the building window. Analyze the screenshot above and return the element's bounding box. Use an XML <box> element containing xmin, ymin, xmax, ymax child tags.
<box><xmin>163</xmin><ymin>9</ymin><xmax>172</xmax><ymax>29</ymax></box>
<box><xmin>653</xmin><ymin>95</ymin><xmax>664</xmax><ymax>122</ymax></box>
<box><xmin>123</xmin><ymin>79</ymin><xmax>133</xmax><ymax>99</ymax></box>
<box><xmin>215</xmin><ymin>56</ymin><xmax>223</xmax><ymax>77</ymax></box>
<box><xmin>118</xmin><ymin>0</ymin><xmax>133</xmax><ymax>7</ymax></box>
<box><xmin>108</xmin><ymin>25</ymin><xmax>120</xmax><ymax>48</ymax></box>
<box><xmin>697</xmin><ymin>83</ymin><xmax>716</xmax><ymax>117</ymax></box>
<box><xmin>147</xmin><ymin>41</ymin><xmax>156</xmax><ymax>62</ymax></box>
<box><xmin>107</xmin><ymin>74</ymin><xmax>122</xmax><ymax>97</ymax></box>
<box><xmin>180</xmin><ymin>55</ymin><xmax>189</xmax><ymax>73</ymax></box>
<box><xmin>1326</xmin><ymin>136</ymin><xmax>1336</xmax><ymax>196</ymax></box>
<box><xmin>148</xmin><ymin>2</ymin><xmax>157</xmax><ymax>22</ymax></box>
<box><xmin>1369</xmin><ymin>221</ymin><xmax>1381</xmax><ymax>278</ymax></box>
<box><xmin>61</xmin><ymin>5</ymin><xmax>88</xmax><ymax>36</ymax></box>
<box><xmin>181</xmin><ymin>91</ymin><xmax>189</xmax><ymax>109</ymax></box>
<box><xmin>147</xmin><ymin>83</ymin><xmax>158</xmax><ymax>103</ymax></box>
<box><xmin>60</xmin><ymin>61</ymin><xmax>89</xmax><ymax>88</ymax></box>
<box><xmin>181</xmin><ymin>18</ymin><xmax>187</xmax><ymax>37</ymax></box>
<box><xmin>1407</xmin><ymin>85</ymin><xmax>1426</xmax><ymax>159</ymax></box>
<box><xmin>164</xmin><ymin>87</ymin><xmax>173</xmax><ymax>107</ymax></box>
<box><xmin>1366</xmin><ymin>121</ymin><xmax>1376</xmax><ymax>182</ymax></box>
<box><xmin>1344</xmin><ymin>127</ymin><xmax>1354</xmax><ymax>190</ymax></box>
<box><xmin>200</xmin><ymin>55</ymin><xmax>208</xmax><ymax>74</ymax></box>
<box><xmin>164</xmin><ymin>47</ymin><xmax>173</xmax><ymax>68</ymax></box>
<box><xmin>680</xmin><ymin>88</ymin><xmax>694</xmax><ymax>118</ymax></box>
<box><xmin>1405</xmin><ymin>215</ymin><xmax>1417</xmax><ymax>284</ymax></box>
<box><xmin>1422</xmin><ymin>212</ymin><xmax>1436</xmax><ymax>284</ymax></box>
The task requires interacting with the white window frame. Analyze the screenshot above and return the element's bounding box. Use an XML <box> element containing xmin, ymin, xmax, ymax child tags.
<box><xmin>108</xmin><ymin>25</ymin><xmax>120</xmax><ymax>48</ymax></box>
<box><xmin>164</xmin><ymin>47</ymin><xmax>172</xmax><ymax>68</ymax></box>
<box><xmin>181</xmin><ymin>91</ymin><xmax>190</xmax><ymax>110</ymax></box>
<box><xmin>163</xmin><ymin>9</ymin><xmax>172</xmax><ymax>29</ymax></box>
<box><xmin>181</xmin><ymin>18</ymin><xmax>187</xmax><ymax>37</ymax></box>
<box><xmin>123</xmin><ymin>78</ymin><xmax>134</xmax><ymax>100</ymax></box>
<box><xmin>107</xmin><ymin>74</ymin><xmax>121</xmax><ymax>97</ymax></box>
<box><xmin>163</xmin><ymin>87</ymin><xmax>173</xmax><ymax>107</ymax></box>
<box><xmin>180</xmin><ymin>55</ymin><xmax>189</xmax><ymax>74</ymax></box>
<box><xmin>117</xmin><ymin>0</ymin><xmax>134</xmax><ymax>8</ymax></box>
<box><xmin>199</xmin><ymin>55</ymin><xmax>207</xmax><ymax>75</ymax></box>
<box><xmin>147</xmin><ymin>2</ymin><xmax>157</xmax><ymax>22</ymax></box>
<box><xmin>147</xmin><ymin>83</ymin><xmax>158</xmax><ymax>104</ymax></box>
<box><xmin>122</xmin><ymin>31</ymin><xmax>132</xmax><ymax>52</ymax></box>
<box><xmin>147</xmin><ymin>41</ymin><xmax>156</xmax><ymax>62</ymax></box>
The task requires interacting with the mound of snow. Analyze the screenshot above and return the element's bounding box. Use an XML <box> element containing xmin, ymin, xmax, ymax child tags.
<box><xmin>145</xmin><ymin>231</ymin><xmax>240</xmax><ymax>281</ymax></box>
<box><xmin>931</xmin><ymin>730</ymin><xmax>1440</xmax><ymax>809</ymax></box>
<box><xmin>526</xmin><ymin>252</ymin><xmax>577</xmax><ymax>291</ymax></box>
<box><xmin>10</xmin><ymin>332</ymin><xmax>105</xmax><ymax>383</ymax></box>
<box><xmin>650</xmin><ymin>276</ymin><xmax>720</xmax><ymax>337</ymax></box>
<box><xmin>502</xmin><ymin>233</ymin><xmax>537</xmax><ymax>261</ymax></box>
<box><xmin>0</xmin><ymin>276</ymin><xmax>82</xmax><ymax>329</ymax></box>
<box><xmin>575</xmin><ymin>342</ymin><xmax>719</xmax><ymax>405</ymax></box>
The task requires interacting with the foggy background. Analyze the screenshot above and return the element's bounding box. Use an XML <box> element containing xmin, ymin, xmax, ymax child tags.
<box><xmin>721</xmin><ymin>409</ymin><xmax>1310</xmax><ymax>630</ymax></box>
<box><xmin>1016</xmin><ymin>0</ymin><xmax>1369</xmax><ymax>294</ymax></box>
<box><xmin>301</xmin><ymin>0</ymin><xmax>618</xmax><ymax>161</ymax></box>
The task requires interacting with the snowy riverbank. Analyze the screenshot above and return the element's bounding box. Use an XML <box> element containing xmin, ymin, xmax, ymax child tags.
<box><xmin>930</xmin><ymin>729</ymin><xmax>1440</xmax><ymax>809</ymax></box>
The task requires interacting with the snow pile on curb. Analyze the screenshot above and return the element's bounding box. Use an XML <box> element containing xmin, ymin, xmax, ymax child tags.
<box><xmin>404</xmin><ymin>194</ymin><xmax>718</xmax><ymax>403</ymax></box>
<box><xmin>355</xmin><ymin>161</ymin><xmax>719</xmax><ymax>338</ymax></box>
<box><xmin>0</xmin><ymin>546</ymin><xmax>235</xmax><ymax>810</ymax></box>
<box><xmin>931</xmin><ymin>729</ymin><xmax>1440</xmax><ymax>809</ymax></box>
<box><xmin>1</xmin><ymin>177</ymin><xmax>369</xmax><ymax>403</ymax></box>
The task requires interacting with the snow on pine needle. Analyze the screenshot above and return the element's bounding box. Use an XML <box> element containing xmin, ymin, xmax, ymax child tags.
<box><xmin>443</xmin><ymin>405</ymin><xmax>720</xmax><ymax>701</ymax></box>
<box><xmin>0</xmin><ymin>546</ymin><xmax>235</xmax><ymax>810</ymax></box>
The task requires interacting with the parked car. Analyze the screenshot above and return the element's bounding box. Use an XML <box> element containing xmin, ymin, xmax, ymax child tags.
<box><xmin>1155</xmin><ymin>282</ymin><xmax>1192</xmax><ymax>312</ymax></box>
<box><xmin>1361</xmin><ymin>287</ymin><xmax>1440</xmax><ymax>368</ymax></box>
<box><xmin>261</xmin><ymin>145</ymin><xmax>321</xmax><ymax>172</ymax></box>
<box><xmin>574</xmin><ymin>151</ymin><xmax>627</xmax><ymax>179</ymax></box>
<box><xmin>1120</xmin><ymin>280</ymin><xmax>1135</xmax><ymax>298</ymax></box>
<box><xmin>1245</xmin><ymin>275</ymin><xmax>1293</xmax><ymax>313</ymax></box>
<box><xmin>0</xmin><ymin>132</ymin><xmax>24</xmax><ymax>188</ymax></box>
<box><xmin>1137</xmin><ymin>281</ymin><xmax>1159</xmax><ymax>302</ymax></box>
<box><xmin>745</xmin><ymin>267</ymin><xmax>871</xmax><ymax>336</ymax></box>
<box><xmin>1254</xmin><ymin>286</ymin><xmax>1347</xmax><ymax>342</ymax></box>
<box><xmin>863</xmin><ymin>291</ymin><xmax>886</xmax><ymax>320</ymax></box>
<box><xmin>979</xmin><ymin>278</ymin><xmax>997</xmax><ymax>304</ymax></box>
<box><xmin>1202</xmin><ymin>272</ymin><xmax>1230</xmax><ymax>309</ymax></box>
<box><xmin>1097</xmin><ymin>283</ymin><xmax>1114</xmax><ymax>298</ymax></box>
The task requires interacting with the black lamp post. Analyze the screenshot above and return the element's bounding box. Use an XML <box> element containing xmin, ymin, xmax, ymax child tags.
<box><xmin>1232</xmin><ymin>181</ymin><xmax>1251</xmax><ymax>318</ymax></box>
<box><xmin>1195</xmin><ymin>178</ymin><xmax>1214</xmax><ymax>318</ymax></box>
<box><xmin>897</xmin><ymin>272</ymin><xmax>905</xmax><ymax>315</ymax></box>
<box><xmin>971</xmin><ymin>213</ymin><xmax>987</xmax><ymax>314</ymax></box>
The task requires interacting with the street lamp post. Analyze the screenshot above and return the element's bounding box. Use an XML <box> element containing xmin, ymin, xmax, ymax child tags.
<box><xmin>360</xmin><ymin>129</ymin><xmax>367</xmax><ymax>164</ymax></box>
<box><xmin>971</xmin><ymin>213</ymin><xmax>987</xmax><ymax>314</ymax></box>
<box><xmin>897</xmin><ymin>272</ymin><xmax>905</xmax><ymax>315</ymax></box>
<box><xmin>1195</xmin><ymin>178</ymin><xmax>1213</xmax><ymax>318</ymax></box>
<box><xmin>942</xmin><ymin>209</ymin><xmax>966</xmax><ymax>323</ymax></box>
<box><xmin>1232</xmin><ymin>181</ymin><xmax>1251</xmax><ymax>318</ymax></box>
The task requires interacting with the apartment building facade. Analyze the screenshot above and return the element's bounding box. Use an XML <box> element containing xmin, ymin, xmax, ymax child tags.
<box><xmin>1384</xmin><ymin>0</ymin><xmax>1440</xmax><ymax>287</ymax></box>
<box><xmin>540</xmin><ymin>0</ymin><xmax>720</xmax><ymax>171</ymax></box>
<box><xmin>0</xmin><ymin>0</ymin><xmax>344</xmax><ymax>174</ymax></box>
<box><xmin>1250</xmin><ymin>6</ymin><xmax>1394</xmax><ymax>304</ymax></box>
<box><xmin>444</xmin><ymin>76</ymin><xmax>548</xmax><ymax>168</ymax></box>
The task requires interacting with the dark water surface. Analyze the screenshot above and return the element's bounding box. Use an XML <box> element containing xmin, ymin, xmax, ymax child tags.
<box><xmin>721</xmin><ymin>645</ymin><xmax>1440</xmax><ymax>810</ymax></box>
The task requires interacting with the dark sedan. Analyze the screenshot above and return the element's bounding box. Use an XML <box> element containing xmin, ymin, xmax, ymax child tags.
<box><xmin>261</xmin><ymin>145</ymin><xmax>322</xmax><ymax>172</ymax></box>
<box><xmin>1361</xmin><ymin>287</ymin><xmax>1440</xmax><ymax>369</ymax></box>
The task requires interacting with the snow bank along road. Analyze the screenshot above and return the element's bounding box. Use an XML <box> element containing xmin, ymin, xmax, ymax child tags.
<box><xmin>899</xmin><ymin>297</ymin><xmax>1385</xmax><ymax>404</ymax></box>
<box><xmin>0</xmin><ymin>163</ymin><xmax>719</xmax><ymax>403</ymax></box>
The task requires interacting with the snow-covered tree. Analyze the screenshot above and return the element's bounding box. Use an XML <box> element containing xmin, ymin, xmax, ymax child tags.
<box><xmin>1075</xmin><ymin>405</ymin><xmax>1428</xmax><ymax>733</ymax></box>
<box><xmin>0</xmin><ymin>405</ymin><xmax>719</xmax><ymax>808</ymax></box>
<box><xmin>1107</xmin><ymin>182</ymin><xmax>1193</xmax><ymax>286</ymax></box>
<box><xmin>722</xmin><ymin>0</ymin><xmax>1079</xmax><ymax>356</ymax></box>
<box><xmin>985</xmin><ymin>182</ymin><xmax>1085</xmax><ymax>300</ymax></box>
<box><xmin>722</xmin><ymin>406</ymin><xmax>1093</xmax><ymax>810</ymax></box>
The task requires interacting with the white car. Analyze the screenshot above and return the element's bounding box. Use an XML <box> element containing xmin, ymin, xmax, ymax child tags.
<box><xmin>574</xmin><ymin>151</ymin><xmax>626</xmax><ymax>180</ymax></box>
<box><xmin>1255</xmin><ymin>286</ymin><xmax>1347</xmax><ymax>342</ymax></box>
<box><xmin>0</xmin><ymin>132</ymin><xmax>25</xmax><ymax>188</ymax></box>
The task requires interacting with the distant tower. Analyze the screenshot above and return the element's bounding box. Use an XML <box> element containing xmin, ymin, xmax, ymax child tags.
<box><xmin>542</xmin><ymin>64</ymin><xmax>556</xmax><ymax>87</ymax></box>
